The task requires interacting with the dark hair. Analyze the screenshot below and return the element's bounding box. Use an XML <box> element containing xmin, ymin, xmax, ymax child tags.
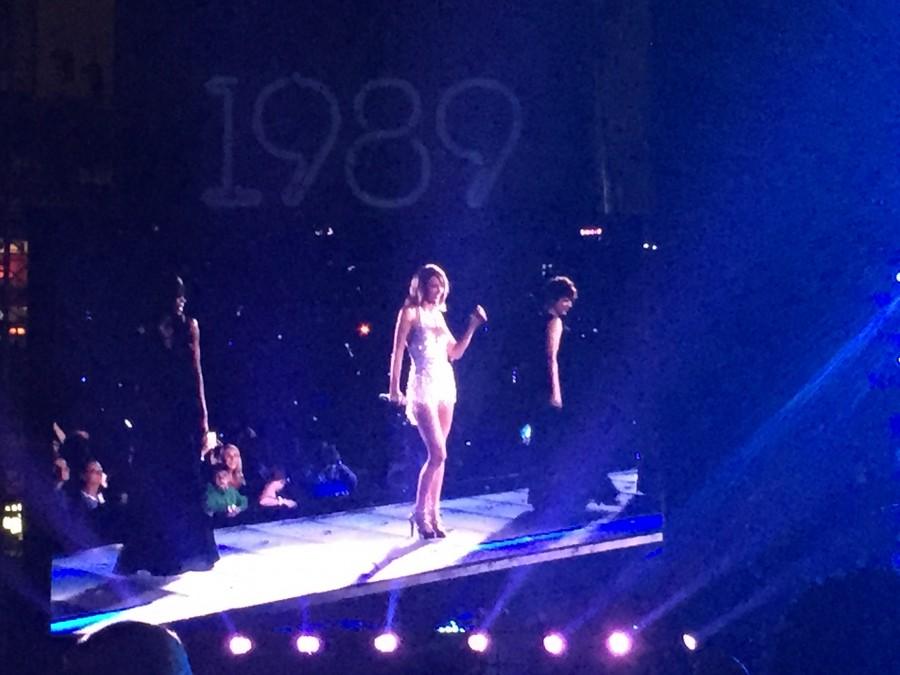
<box><xmin>64</xmin><ymin>621</ymin><xmax>192</xmax><ymax>675</ymax></box>
<box><xmin>60</xmin><ymin>431</ymin><xmax>91</xmax><ymax>471</ymax></box>
<box><xmin>542</xmin><ymin>276</ymin><xmax>578</xmax><ymax>308</ymax></box>
<box><xmin>404</xmin><ymin>263</ymin><xmax>450</xmax><ymax>311</ymax></box>
<box><xmin>268</xmin><ymin>465</ymin><xmax>287</xmax><ymax>482</ymax></box>
<box><xmin>145</xmin><ymin>273</ymin><xmax>186</xmax><ymax>318</ymax></box>
<box><xmin>209</xmin><ymin>464</ymin><xmax>230</xmax><ymax>482</ymax></box>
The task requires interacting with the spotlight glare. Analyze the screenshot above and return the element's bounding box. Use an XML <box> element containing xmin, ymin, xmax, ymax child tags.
<box><xmin>357</xmin><ymin>322</ymin><xmax>372</xmax><ymax>337</ymax></box>
<box><xmin>895</xmin><ymin>271</ymin><xmax>900</xmax><ymax>283</ymax></box>
<box><xmin>467</xmin><ymin>632</ymin><xmax>490</xmax><ymax>653</ymax></box>
<box><xmin>682</xmin><ymin>633</ymin><xmax>699</xmax><ymax>651</ymax></box>
<box><xmin>542</xmin><ymin>632</ymin><xmax>567</xmax><ymax>656</ymax></box>
<box><xmin>295</xmin><ymin>634</ymin><xmax>322</xmax><ymax>655</ymax></box>
<box><xmin>227</xmin><ymin>634</ymin><xmax>253</xmax><ymax>656</ymax></box>
<box><xmin>374</xmin><ymin>631</ymin><xmax>399</xmax><ymax>654</ymax></box>
<box><xmin>519</xmin><ymin>423</ymin><xmax>532</xmax><ymax>444</ymax></box>
<box><xmin>606</xmin><ymin>630</ymin><xmax>633</xmax><ymax>657</ymax></box>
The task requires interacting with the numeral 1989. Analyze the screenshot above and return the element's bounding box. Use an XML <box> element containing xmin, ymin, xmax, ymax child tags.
<box><xmin>203</xmin><ymin>75</ymin><xmax>522</xmax><ymax>211</ymax></box>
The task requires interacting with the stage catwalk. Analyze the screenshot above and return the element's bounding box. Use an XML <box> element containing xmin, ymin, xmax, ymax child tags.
<box><xmin>51</xmin><ymin>481</ymin><xmax>662</xmax><ymax>636</ymax></box>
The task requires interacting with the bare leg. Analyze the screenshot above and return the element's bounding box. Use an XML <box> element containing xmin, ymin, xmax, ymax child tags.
<box><xmin>428</xmin><ymin>402</ymin><xmax>454</xmax><ymax>527</ymax></box>
<box><xmin>412</xmin><ymin>404</ymin><xmax>446</xmax><ymax>524</ymax></box>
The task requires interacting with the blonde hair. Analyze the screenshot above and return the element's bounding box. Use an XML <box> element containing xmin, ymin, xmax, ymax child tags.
<box><xmin>404</xmin><ymin>263</ymin><xmax>450</xmax><ymax>311</ymax></box>
<box><xmin>220</xmin><ymin>443</ymin><xmax>246</xmax><ymax>488</ymax></box>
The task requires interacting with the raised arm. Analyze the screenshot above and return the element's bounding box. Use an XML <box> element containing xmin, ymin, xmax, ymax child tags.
<box><xmin>389</xmin><ymin>306</ymin><xmax>414</xmax><ymax>402</ymax></box>
<box><xmin>190</xmin><ymin>318</ymin><xmax>210</xmax><ymax>435</ymax></box>
<box><xmin>447</xmin><ymin>305</ymin><xmax>487</xmax><ymax>361</ymax></box>
<box><xmin>546</xmin><ymin>316</ymin><xmax>563</xmax><ymax>408</ymax></box>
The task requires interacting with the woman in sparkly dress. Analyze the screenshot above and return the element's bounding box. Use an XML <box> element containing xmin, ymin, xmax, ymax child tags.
<box><xmin>388</xmin><ymin>264</ymin><xmax>487</xmax><ymax>538</ymax></box>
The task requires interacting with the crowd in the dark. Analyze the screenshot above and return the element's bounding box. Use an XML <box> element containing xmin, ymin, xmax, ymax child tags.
<box><xmin>48</xmin><ymin>424</ymin><xmax>359</xmax><ymax>553</ymax></box>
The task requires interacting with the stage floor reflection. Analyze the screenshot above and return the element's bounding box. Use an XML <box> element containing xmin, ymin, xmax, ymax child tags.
<box><xmin>51</xmin><ymin>487</ymin><xmax>662</xmax><ymax>635</ymax></box>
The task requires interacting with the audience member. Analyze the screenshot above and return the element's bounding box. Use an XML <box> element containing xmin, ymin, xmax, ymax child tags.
<box><xmin>311</xmin><ymin>442</ymin><xmax>358</xmax><ymax>498</ymax></box>
<box><xmin>53</xmin><ymin>455</ymin><xmax>71</xmax><ymax>493</ymax></box>
<box><xmin>59</xmin><ymin>430</ymin><xmax>92</xmax><ymax>476</ymax></box>
<box><xmin>219</xmin><ymin>444</ymin><xmax>246</xmax><ymax>490</ymax></box>
<box><xmin>74</xmin><ymin>459</ymin><xmax>108</xmax><ymax>513</ymax></box>
<box><xmin>258</xmin><ymin>466</ymin><xmax>298</xmax><ymax>509</ymax></box>
<box><xmin>63</xmin><ymin>621</ymin><xmax>193</xmax><ymax>675</ymax></box>
<box><xmin>205</xmin><ymin>466</ymin><xmax>248</xmax><ymax>518</ymax></box>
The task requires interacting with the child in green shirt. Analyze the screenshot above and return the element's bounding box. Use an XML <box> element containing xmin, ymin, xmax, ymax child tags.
<box><xmin>206</xmin><ymin>466</ymin><xmax>248</xmax><ymax>517</ymax></box>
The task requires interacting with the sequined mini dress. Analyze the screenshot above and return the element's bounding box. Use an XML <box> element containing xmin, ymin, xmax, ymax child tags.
<box><xmin>405</xmin><ymin>307</ymin><xmax>456</xmax><ymax>424</ymax></box>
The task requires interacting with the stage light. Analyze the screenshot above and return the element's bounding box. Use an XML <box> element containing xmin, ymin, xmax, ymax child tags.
<box><xmin>295</xmin><ymin>634</ymin><xmax>322</xmax><ymax>655</ymax></box>
<box><xmin>467</xmin><ymin>632</ymin><xmax>490</xmax><ymax>653</ymax></box>
<box><xmin>642</xmin><ymin>242</ymin><xmax>650</xmax><ymax>249</ymax></box>
<box><xmin>606</xmin><ymin>630</ymin><xmax>633</xmax><ymax>657</ymax></box>
<box><xmin>357</xmin><ymin>322</ymin><xmax>372</xmax><ymax>337</ymax></box>
<box><xmin>227</xmin><ymin>634</ymin><xmax>253</xmax><ymax>656</ymax></box>
<box><xmin>895</xmin><ymin>271</ymin><xmax>900</xmax><ymax>283</ymax></box>
<box><xmin>374</xmin><ymin>631</ymin><xmax>399</xmax><ymax>653</ymax></box>
<box><xmin>123</xmin><ymin>419</ymin><xmax>133</xmax><ymax>429</ymax></box>
<box><xmin>542</xmin><ymin>632</ymin><xmax>567</xmax><ymax>656</ymax></box>
<box><xmin>682</xmin><ymin>633</ymin><xmax>699</xmax><ymax>651</ymax></box>
<box><xmin>80</xmin><ymin>376</ymin><xmax>88</xmax><ymax>383</ymax></box>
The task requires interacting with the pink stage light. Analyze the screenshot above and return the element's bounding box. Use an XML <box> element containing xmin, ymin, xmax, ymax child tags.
<box><xmin>606</xmin><ymin>630</ymin><xmax>633</xmax><ymax>657</ymax></box>
<box><xmin>373</xmin><ymin>631</ymin><xmax>399</xmax><ymax>654</ymax></box>
<box><xmin>227</xmin><ymin>634</ymin><xmax>253</xmax><ymax>656</ymax></box>
<box><xmin>295</xmin><ymin>634</ymin><xmax>322</xmax><ymax>655</ymax></box>
<box><xmin>467</xmin><ymin>632</ymin><xmax>490</xmax><ymax>653</ymax></box>
<box><xmin>542</xmin><ymin>632</ymin><xmax>567</xmax><ymax>656</ymax></box>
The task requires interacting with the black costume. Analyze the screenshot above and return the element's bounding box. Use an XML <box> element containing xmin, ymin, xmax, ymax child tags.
<box><xmin>519</xmin><ymin>311</ymin><xmax>568</xmax><ymax>511</ymax></box>
<box><xmin>115</xmin><ymin>313</ymin><xmax>219</xmax><ymax>575</ymax></box>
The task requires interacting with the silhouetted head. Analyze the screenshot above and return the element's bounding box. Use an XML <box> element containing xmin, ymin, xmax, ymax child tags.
<box><xmin>64</xmin><ymin>621</ymin><xmax>193</xmax><ymax>675</ymax></box>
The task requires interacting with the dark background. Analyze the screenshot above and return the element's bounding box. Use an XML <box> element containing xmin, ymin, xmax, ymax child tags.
<box><xmin>3</xmin><ymin>1</ymin><xmax>900</xmax><ymax>672</ymax></box>
<box><xmin>17</xmin><ymin>1</ymin><xmax>899</xmax><ymax>513</ymax></box>
<box><xmin>27</xmin><ymin>1</ymin><xmax>651</xmax><ymax>500</ymax></box>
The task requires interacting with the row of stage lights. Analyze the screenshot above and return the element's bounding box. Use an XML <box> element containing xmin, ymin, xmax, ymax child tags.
<box><xmin>225</xmin><ymin>629</ymin><xmax>701</xmax><ymax>659</ymax></box>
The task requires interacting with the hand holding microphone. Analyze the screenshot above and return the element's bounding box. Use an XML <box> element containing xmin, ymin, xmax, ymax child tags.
<box><xmin>379</xmin><ymin>392</ymin><xmax>406</xmax><ymax>407</ymax></box>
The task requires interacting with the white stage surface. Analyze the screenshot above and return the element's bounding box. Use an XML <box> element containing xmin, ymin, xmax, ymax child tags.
<box><xmin>51</xmin><ymin>487</ymin><xmax>663</xmax><ymax>635</ymax></box>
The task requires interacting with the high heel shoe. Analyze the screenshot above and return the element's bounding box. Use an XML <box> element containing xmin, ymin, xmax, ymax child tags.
<box><xmin>409</xmin><ymin>511</ymin><xmax>436</xmax><ymax>540</ymax></box>
<box><xmin>429</xmin><ymin>510</ymin><xmax>447</xmax><ymax>538</ymax></box>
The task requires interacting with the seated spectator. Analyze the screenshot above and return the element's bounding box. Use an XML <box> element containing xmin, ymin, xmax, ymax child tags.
<box><xmin>67</xmin><ymin>458</ymin><xmax>114</xmax><ymax>543</ymax></box>
<box><xmin>53</xmin><ymin>455</ymin><xmax>71</xmax><ymax>492</ymax></box>
<box><xmin>50</xmin><ymin>454</ymin><xmax>72</xmax><ymax>520</ymax></box>
<box><xmin>219</xmin><ymin>443</ymin><xmax>246</xmax><ymax>490</ymax></box>
<box><xmin>205</xmin><ymin>466</ymin><xmax>248</xmax><ymax>518</ymax></box>
<box><xmin>258</xmin><ymin>466</ymin><xmax>298</xmax><ymax>509</ymax></box>
<box><xmin>311</xmin><ymin>442</ymin><xmax>358</xmax><ymax>498</ymax></box>
<box><xmin>75</xmin><ymin>459</ymin><xmax>108</xmax><ymax>513</ymax></box>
